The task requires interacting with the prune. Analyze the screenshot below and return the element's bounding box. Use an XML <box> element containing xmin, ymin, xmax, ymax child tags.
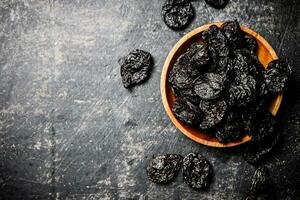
<box><xmin>220</xmin><ymin>20</ymin><xmax>243</xmax><ymax>46</ymax></box>
<box><xmin>243</xmin><ymin>34</ymin><xmax>258</xmax><ymax>54</ymax></box>
<box><xmin>162</xmin><ymin>0</ymin><xmax>194</xmax><ymax>30</ymax></box>
<box><xmin>199</xmin><ymin>100</ymin><xmax>227</xmax><ymax>130</ymax></box>
<box><xmin>250</xmin><ymin>112</ymin><xmax>277</xmax><ymax>142</ymax></box>
<box><xmin>264</xmin><ymin>59</ymin><xmax>293</xmax><ymax>93</ymax></box>
<box><xmin>229</xmin><ymin>73</ymin><xmax>257</xmax><ymax>107</ymax></box>
<box><xmin>147</xmin><ymin>154</ymin><xmax>183</xmax><ymax>184</ymax></box>
<box><xmin>183</xmin><ymin>153</ymin><xmax>213</xmax><ymax>190</ymax></box>
<box><xmin>169</xmin><ymin>44</ymin><xmax>210</xmax><ymax>89</ymax></box>
<box><xmin>244</xmin><ymin>167</ymin><xmax>274</xmax><ymax>199</ymax></box>
<box><xmin>172</xmin><ymin>97</ymin><xmax>203</xmax><ymax>126</ymax></box>
<box><xmin>202</xmin><ymin>25</ymin><xmax>230</xmax><ymax>59</ymax></box>
<box><xmin>205</xmin><ymin>0</ymin><xmax>229</xmax><ymax>9</ymax></box>
<box><xmin>243</xmin><ymin>112</ymin><xmax>280</xmax><ymax>164</ymax></box>
<box><xmin>232</xmin><ymin>50</ymin><xmax>263</xmax><ymax>77</ymax></box>
<box><xmin>119</xmin><ymin>49</ymin><xmax>153</xmax><ymax>88</ymax></box>
<box><xmin>194</xmin><ymin>73</ymin><xmax>225</xmax><ymax>100</ymax></box>
<box><xmin>216</xmin><ymin>112</ymin><xmax>243</xmax><ymax>143</ymax></box>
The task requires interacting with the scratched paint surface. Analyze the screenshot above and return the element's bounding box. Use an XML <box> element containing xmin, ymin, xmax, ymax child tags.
<box><xmin>0</xmin><ymin>0</ymin><xmax>299</xmax><ymax>199</ymax></box>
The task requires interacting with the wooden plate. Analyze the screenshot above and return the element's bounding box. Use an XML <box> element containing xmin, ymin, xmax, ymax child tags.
<box><xmin>161</xmin><ymin>22</ymin><xmax>282</xmax><ymax>147</ymax></box>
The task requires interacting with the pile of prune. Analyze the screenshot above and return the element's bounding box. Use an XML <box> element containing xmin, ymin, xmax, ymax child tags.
<box><xmin>169</xmin><ymin>20</ymin><xmax>293</xmax><ymax>147</ymax></box>
<box><xmin>119</xmin><ymin>49</ymin><xmax>153</xmax><ymax>89</ymax></box>
<box><xmin>147</xmin><ymin>153</ymin><xmax>213</xmax><ymax>190</ymax></box>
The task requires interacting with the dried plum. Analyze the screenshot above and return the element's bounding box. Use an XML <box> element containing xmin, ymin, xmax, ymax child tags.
<box><xmin>229</xmin><ymin>73</ymin><xmax>257</xmax><ymax>107</ymax></box>
<box><xmin>205</xmin><ymin>0</ymin><xmax>229</xmax><ymax>9</ymax></box>
<box><xmin>147</xmin><ymin>154</ymin><xmax>182</xmax><ymax>184</ymax></box>
<box><xmin>183</xmin><ymin>153</ymin><xmax>213</xmax><ymax>190</ymax></box>
<box><xmin>243</xmin><ymin>34</ymin><xmax>258</xmax><ymax>54</ymax></box>
<box><xmin>119</xmin><ymin>49</ymin><xmax>153</xmax><ymax>88</ymax></box>
<box><xmin>244</xmin><ymin>167</ymin><xmax>274</xmax><ymax>199</ymax></box>
<box><xmin>264</xmin><ymin>59</ymin><xmax>293</xmax><ymax>93</ymax></box>
<box><xmin>169</xmin><ymin>44</ymin><xmax>209</xmax><ymax>89</ymax></box>
<box><xmin>199</xmin><ymin>100</ymin><xmax>227</xmax><ymax>130</ymax></box>
<box><xmin>194</xmin><ymin>73</ymin><xmax>225</xmax><ymax>100</ymax></box>
<box><xmin>202</xmin><ymin>25</ymin><xmax>230</xmax><ymax>59</ymax></box>
<box><xmin>220</xmin><ymin>20</ymin><xmax>243</xmax><ymax>46</ymax></box>
<box><xmin>243</xmin><ymin>112</ymin><xmax>280</xmax><ymax>164</ymax></box>
<box><xmin>172</xmin><ymin>97</ymin><xmax>203</xmax><ymax>126</ymax></box>
<box><xmin>216</xmin><ymin>112</ymin><xmax>243</xmax><ymax>143</ymax></box>
<box><xmin>162</xmin><ymin>0</ymin><xmax>194</xmax><ymax>30</ymax></box>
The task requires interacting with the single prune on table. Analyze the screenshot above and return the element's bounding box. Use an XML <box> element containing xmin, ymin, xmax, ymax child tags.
<box><xmin>228</xmin><ymin>73</ymin><xmax>257</xmax><ymax>107</ymax></box>
<box><xmin>205</xmin><ymin>0</ymin><xmax>229</xmax><ymax>9</ymax></box>
<box><xmin>264</xmin><ymin>59</ymin><xmax>293</xmax><ymax>93</ymax></box>
<box><xmin>147</xmin><ymin>154</ymin><xmax>183</xmax><ymax>184</ymax></box>
<box><xmin>194</xmin><ymin>73</ymin><xmax>225</xmax><ymax>100</ymax></box>
<box><xmin>199</xmin><ymin>100</ymin><xmax>227</xmax><ymax>130</ymax></box>
<box><xmin>250</xmin><ymin>112</ymin><xmax>277</xmax><ymax>142</ymax></box>
<box><xmin>172</xmin><ymin>97</ymin><xmax>203</xmax><ymax>126</ymax></box>
<box><xmin>183</xmin><ymin>153</ymin><xmax>213</xmax><ymax>190</ymax></box>
<box><xmin>243</xmin><ymin>167</ymin><xmax>274</xmax><ymax>199</ymax></box>
<box><xmin>162</xmin><ymin>0</ymin><xmax>194</xmax><ymax>30</ymax></box>
<box><xmin>119</xmin><ymin>49</ymin><xmax>153</xmax><ymax>88</ymax></box>
<box><xmin>216</xmin><ymin>112</ymin><xmax>243</xmax><ymax>143</ymax></box>
<box><xmin>220</xmin><ymin>20</ymin><xmax>243</xmax><ymax>46</ymax></box>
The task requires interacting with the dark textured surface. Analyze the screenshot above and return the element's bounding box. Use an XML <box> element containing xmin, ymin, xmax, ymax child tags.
<box><xmin>0</xmin><ymin>0</ymin><xmax>299</xmax><ymax>199</ymax></box>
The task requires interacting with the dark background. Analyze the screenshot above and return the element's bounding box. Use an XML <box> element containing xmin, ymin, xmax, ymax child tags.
<box><xmin>0</xmin><ymin>0</ymin><xmax>299</xmax><ymax>199</ymax></box>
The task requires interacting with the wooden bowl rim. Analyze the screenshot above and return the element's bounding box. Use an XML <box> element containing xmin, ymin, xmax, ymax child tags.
<box><xmin>161</xmin><ymin>22</ymin><xmax>282</xmax><ymax>148</ymax></box>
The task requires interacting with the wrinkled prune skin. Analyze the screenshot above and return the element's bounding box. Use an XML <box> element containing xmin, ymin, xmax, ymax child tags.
<box><xmin>172</xmin><ymin>97</ymin><xmax>203</xmax><ymax>126</ymax></box>
<box><xmin>119</xmin><ymin>49</ymin><xmax>153</xmax><ymax>88</ymax></box>
<box><xmin>169</xmin><ymin>44</ymin><xmax>210</xmax><ymax>89</ymax></box>
<box><xmin>216</xmin><ymin>112</ymin><xmax>243</xmax><ymax>143</ymax></box>
<box><xmin>243</xmin><ymin>112</ymin><xmax>280</xmax><ymax>164</ymax></box>
<box><xmin>243</xmin><ymin>34</ymin><xmax>258</xmax><ymax>54</ymax></box>
<box><xmin>244</xmin><ymin>167</ymin><xmax>274</xmax><ymax>200</ymax></box>
<box><xmin>199</xmin><ymin>100</ymin><xmax>227</xmax><ymax>130</ymax></box>
<box><xmin>162</xmin><ymin>0</ymin><xmax>194</xmax><ymax>30</ymax></box>
<box><xmin>194</xmin><ymin>73</ymin><xmax>225</xmax><ymax>100</ymax></box>
<box><xmin>264</xmin><ymin>59</ymin><xmax>293</xmax><ymax>93</ymax></box>
<box><xmin>202</xmin><ymin>25</ymin><xmax>230</xmax><ymax>60</ymax></box>
<box><xmin>220</xmin><ymin>20</ymin><xmax>243</xmax><ymax>46</ymax></box>
<box><xmin>183</xmin><ymin>153</ymin><xmax>213</xmax><ymax>190</ymax></box>
<box><xmin>147</xmin><ymin>154</ymin><xmax>183</xmax><ymax>184</ymax></box>
<box><xmin>229</xmin><ymin>73</ymin><xmax>257</xmax><ymax>107</ymax></box>
<box><xmin>205</xmin><ymin>0</ymin><xmax>229</xmax><ymax>9</ymax></box>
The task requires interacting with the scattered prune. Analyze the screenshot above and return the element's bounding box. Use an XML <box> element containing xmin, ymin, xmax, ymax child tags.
<box><xmin>205</xmin><ymin>0</ymin><xmax>229</xmax><ymax>9</ymax></box>
<box><xmin>172</xmin><ymin>97</ymin><xmax>203</xmax><ymax>126</ymax></box>
<box><xmin>162</xmin><ymin>0</ymin><xmax>194</xmax><ymax>30</ymax></box>
<box><xmin>199</xmin><ymin>100</ymin><xmax>227</xmax><ymax>130</ymax></box>
<box><xmin>264</xmin><ymin>59</ymin><xmax>293</xmax><ymax>93</ymax></box>
<box><xmin>250</xmin><ymin>112</ymin><xmax>277</xmax><ymax>142</ymax></box>
<box><xmin>194</xmin><ymin>73</ymin><xmax>225</xmax><ymax>100</ymax></box>
<box><xmin>183</xmin><ymin>153</ymin><xmax>213</xmax><ymax>190</ymax></box>
<box><xmin>229</xmin><ymin>73</ymin><xmax>257</xmax><ymax>107</ymax></box>
<box><xmin>147</xmin><ymin>154</ymin><xmax>183</xmax><ymax>184</ymax></box>
<box><xmin>119</xmin><ymin>49</ymin><xmax>153</xmax><ymax>88</ymax></box>
<box><xmin>216</xmin><ymin>112</ymin><xmax>243</xmax><ymax>143</ymax></box>
<box><xmin>244</xmin><ymin>167</ymin><xmax>274</xmax><ymax>199</ymax></box>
